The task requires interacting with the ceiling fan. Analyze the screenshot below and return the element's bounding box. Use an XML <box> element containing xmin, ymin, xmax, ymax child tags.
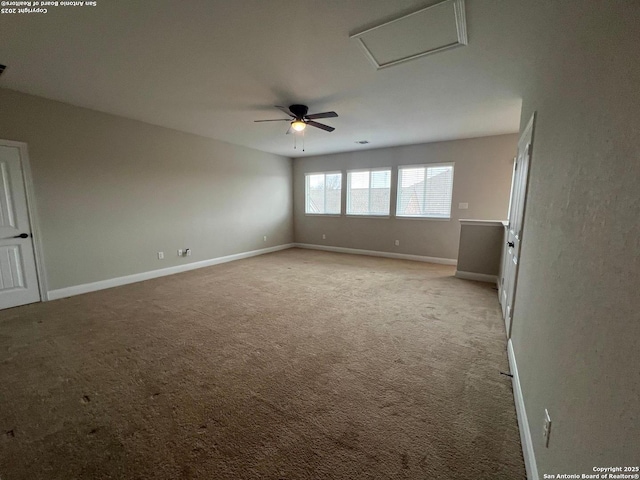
<box><xmin>254</xmin><ymin>104</ymin><xmax>338</xmax><ymax>134</ymax></box>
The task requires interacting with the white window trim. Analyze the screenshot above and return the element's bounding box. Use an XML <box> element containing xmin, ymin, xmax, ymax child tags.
<box><xmin>346</xmin><ymin>167</ymin><xmax>392</xmax><ymax>217</ymax></box>
<box><xmin>305</xmin><ymin>171</ymin><xmax>342</xmax><ymax>215</ymax></box>
<box><xmin>396</xmin><ymin>162</ymin><xmax>455</xmax><ymax>219</ymax></box>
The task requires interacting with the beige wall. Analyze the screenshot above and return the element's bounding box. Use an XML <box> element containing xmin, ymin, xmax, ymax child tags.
<box><xmin>0</xmin><ymin>88</ymin><xmax>293</xmax><ymax>291</ymax></box>
<box><xmin>456</xmin><ymin>223</ymin><xmax>504</xmax><ymax>276</ymax></box>
<box><xmin>293</xmin><ymin>135</ymin><xmax>517</xmax><ymax>260</ymax></box>
<box><xmin>293</xmin><ymin>135</ymin><xmax>518</xmax><ymax>259</ymax></box>
<box><xmin>511</xmin><ymin>2</ymin><xmax>639</xmax><ymax>475</ymax></box>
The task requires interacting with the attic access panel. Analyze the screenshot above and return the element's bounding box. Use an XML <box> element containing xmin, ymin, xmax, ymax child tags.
<box><xmin>350</xmin><ymin>0</ymin><xmax>467</xmax><ymax>70</ymax></box>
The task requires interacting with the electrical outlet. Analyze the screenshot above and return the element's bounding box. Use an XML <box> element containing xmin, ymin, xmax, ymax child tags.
<box><xmin>185</xmin><ymin>248</ymin><xmax>191</xmax><ymax>257</ymax></box>
<box><xmin>177</xmin><ymin>249</ymin><xmax>183</xmax><ymax>256</ymax></box>
<box><xmin>394</xmin><ymin>240</ymin><xmax>400</xmax><ymax>246</ymax></box>
<box><xmin>458</xmin><ymin>202</ymin><xmax>469</xmax><ymax>209</ymax></box>
<box><xmin>543</xmin><ymin>409</ymin><xmax>552</xmax><ymax>447</ymax></box>
<box><xmin>322</xmin><ymin>234</ymin><xmax>326</xmax><ymax>240</ymax></box>
<box><xmin>263</xmin><ymin>236</ymin><xmax>267</xmax><ymax>242</ymax></box>
<box><xmin>157</xmin><ymin>252</ymin><xmax>164</xmax><ymax>260</ymax></box>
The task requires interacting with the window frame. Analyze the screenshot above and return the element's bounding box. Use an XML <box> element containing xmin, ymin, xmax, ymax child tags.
<box><xmin>395</xmin><ymin>162</ymin><xmax>455</xmax><ymax>220</ymax></box>
<box><xmin>346</xmin><ymin>167</ymin><xmax>392</xmax><ymax>217</ymax></box>
<box><xmin>304</xmin><ymin>171</ymin><xmax>343</xmax><ymax>216</ymax></box>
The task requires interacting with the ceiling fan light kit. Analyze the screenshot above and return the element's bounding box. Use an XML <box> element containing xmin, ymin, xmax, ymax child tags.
<box><xmin>291</xmin><ymin>120</ymin><xmax>306</xmax><ymax>132</ymax></box>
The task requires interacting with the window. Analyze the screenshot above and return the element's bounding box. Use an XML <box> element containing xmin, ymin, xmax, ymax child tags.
<box><xmin>396</xmin><ymin>163</ymin><xmax>454</xmax><ymax>218</ymax></box>
<box><xmin>305</xmin><ymin>172</ymin><xmax>342</xmax><ymax>214</ymax></box>
<box><xmin>347</xmin><ymin>168</ymin><xmax>391</xmax><ymax>216</ymax></box>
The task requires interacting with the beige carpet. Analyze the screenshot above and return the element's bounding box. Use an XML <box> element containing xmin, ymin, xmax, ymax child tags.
<box><xmin>0</xmin><ymin>248</ymin><xmax>525</xmax><ymax>479</ymax></box>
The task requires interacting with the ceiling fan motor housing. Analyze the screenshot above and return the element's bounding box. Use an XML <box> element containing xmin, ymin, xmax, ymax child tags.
<box><xmin>289</xmin><ymin>104</ymin><xmax>309</xmax><ymax>119</ymax></box>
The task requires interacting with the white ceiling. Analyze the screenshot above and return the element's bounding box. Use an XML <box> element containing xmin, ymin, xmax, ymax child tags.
<box><xmin>0</xmin><ymin>0</ymin><xmax>525</xmax><ymax>158</ymax></box>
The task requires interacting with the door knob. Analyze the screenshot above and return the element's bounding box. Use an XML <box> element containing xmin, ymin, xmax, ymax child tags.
<box><xmin>507</xmin><ymin>241</ymin><xmax>515</xmax><ymax>248</ymax></box>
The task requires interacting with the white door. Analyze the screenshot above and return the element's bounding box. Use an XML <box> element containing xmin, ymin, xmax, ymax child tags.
<box><xmin>0</xmin><ymin>144</ymin><xmax>41</xmax><ymax>309</ymax></box>
<box><xmin>501</xmin><ymin>113</ymin><xmax>535</xmax><ymax>336</ymax></box>
<box><xmin>499</xmin><ymin>157</ymin><xmax>516</xmax><ymax>319</ymax></box>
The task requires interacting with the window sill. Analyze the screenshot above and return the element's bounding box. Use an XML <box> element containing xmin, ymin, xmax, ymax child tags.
<box><xmin>305</xmin><ymin>213</ymin><xmax>342</xmax><ymax>218</ymax></box>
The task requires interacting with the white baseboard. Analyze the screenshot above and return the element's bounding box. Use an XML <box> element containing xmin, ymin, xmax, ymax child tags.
<box><xmin>48</xmin><ymin>243</ymin><xmax>295</xmax><ymax>300</ymax></box>
<box><xmin>508</xmin><ymin>339</ymin><xmax>539</xmax><ymax>480</ymax></box>
<box><xmin>454</xmin><ymin>270</ymin><xmax>498</xmax><ymax>283</ymax></box>
<box><xmin>294</xmin><ymin>243</ymin><xmax>457</xmax><ymax>266</ymax></box>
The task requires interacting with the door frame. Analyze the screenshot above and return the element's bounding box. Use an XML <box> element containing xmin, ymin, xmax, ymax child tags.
<box><xmin>504</xmin><ymin>112</ymin><xmax>536</xmax><ymax>338</ymax></box>
<box><xmin>0</xmin><ymin>139</ymin><xmax>49</xmax><ymax>302</ymax></box>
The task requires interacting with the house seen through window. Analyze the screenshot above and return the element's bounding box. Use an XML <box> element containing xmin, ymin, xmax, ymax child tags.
<box><xmin>305</xmin><ymin>172</ymin><xmax>342</xmax><ymax>214</ymax></box>
<box><xmin>347</xmin><ymin>169</ymin><xmax>391</xmax><ymax>216</ymax></box>
<box><xmin>397</xmin><ymin>163</ymin><xmax>454</xmax><ymax>218</ymax></box>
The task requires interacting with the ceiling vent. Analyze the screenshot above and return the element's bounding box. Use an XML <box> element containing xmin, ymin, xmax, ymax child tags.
<box><xmin>0</xmin><ymin>65</ymin><xmax>6</xmax><ymax>77</ymax></box>
<box><xmin>350</xmin><ymin>0</ymin><xmax>467</xmax><ymax>70</ymax></box>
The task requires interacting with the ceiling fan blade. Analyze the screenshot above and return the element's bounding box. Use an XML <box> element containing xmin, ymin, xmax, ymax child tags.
<box><xmin>305</xmin><ymin>111</ymin><xmax>338</xmax><ymax>120</ymax></box>
<box><xmin>285</xmin><ymin>125</ymin><xmax>292</xmax><ymax>135</ymax></box>
<box><xmin>307</xmin><ymin>120</ymin><xmax>335</xmax><ymax>132</ymax></box>
<box><xmin>275</xmin><ymin>105</ymin><xmax>295</xmax><ymax>117</ymax></box>
<box><xmin>254</xmin><ymin>119</ymin><xmax>291</xmax><ymax>122</ymax></box>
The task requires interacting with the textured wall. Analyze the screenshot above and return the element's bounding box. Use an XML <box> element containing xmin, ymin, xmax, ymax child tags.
<box><xmin>0</xmin><ymin>88</ymin><xmax>293</xmax><ymax>291</ymax></box>
<box><xmin>293</xmin><ymin>135</ymin><xmax>517</xmax><ymax>260</ymax></box>
<box><xmin>511</xmin><ymin>2</ymin><xmax>640</xmax><ymax>474</ymax></box>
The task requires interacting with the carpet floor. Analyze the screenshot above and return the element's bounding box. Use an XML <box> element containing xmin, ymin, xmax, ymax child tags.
<box><xmin>0</xmin><ymin>248</ymin><xmax>525</xmax><ymax>479</ymax></box>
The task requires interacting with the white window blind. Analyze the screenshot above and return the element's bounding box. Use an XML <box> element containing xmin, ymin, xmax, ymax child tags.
<box><xmin>396</xmin><ymin>164</ymin><xmax>454</xmax><ymax>218</ymax></box>
<box><xmin>347</xmin><ymin>169</ymin><xmax>391</xmax><ymax>216</ymax></box>
<box><xmin>305</xmin><ymin>172</ymin><xmax>342</xmax><ymax>214</ymax></box>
